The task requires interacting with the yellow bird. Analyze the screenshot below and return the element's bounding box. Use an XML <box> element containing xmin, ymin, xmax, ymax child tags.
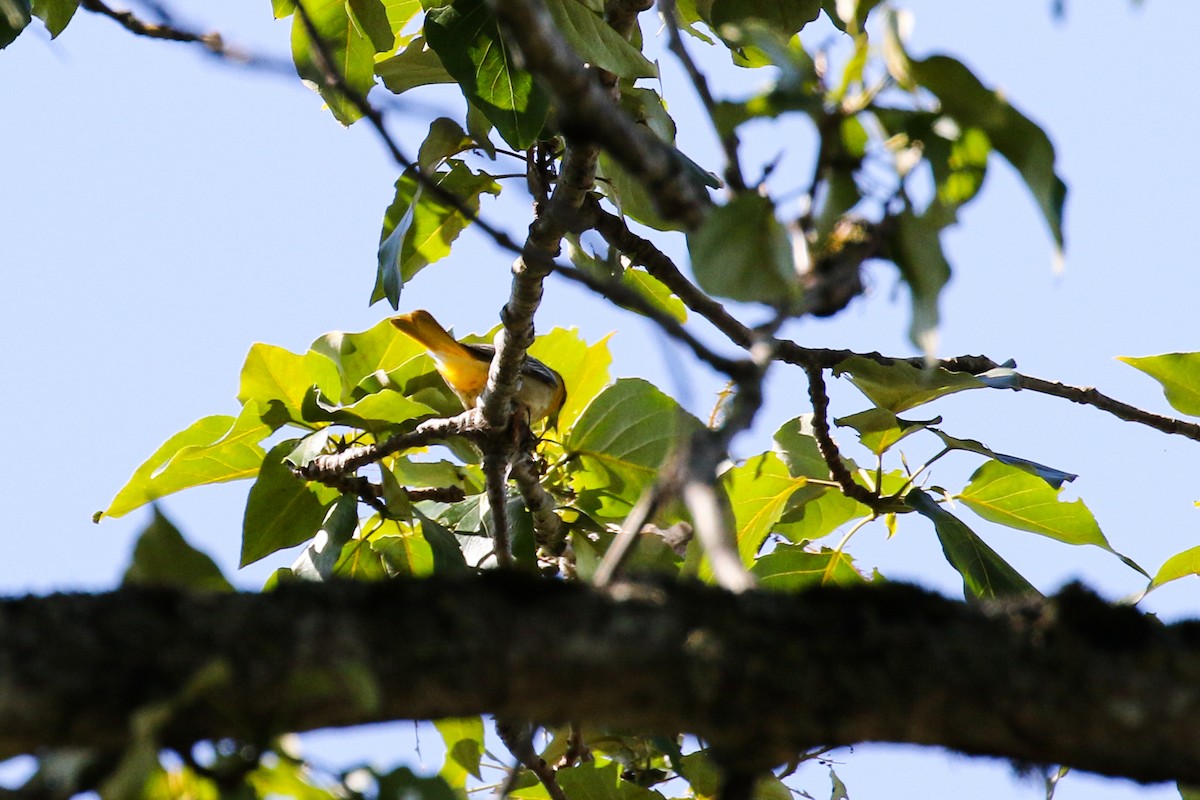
<box><xmin>390</xmin><ymin>310</ymin><xmax>567</xmax><ymax>427</ymax></box>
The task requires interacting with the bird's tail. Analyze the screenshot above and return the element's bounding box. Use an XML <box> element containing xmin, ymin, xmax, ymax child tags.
<box><xmin>390</xmin><ymin>310</ymin><xmax>474</xmax><ymax>363</ymax></box>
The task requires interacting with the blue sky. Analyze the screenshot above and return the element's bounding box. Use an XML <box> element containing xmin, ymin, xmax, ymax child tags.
<box><xmin>3</xmin><ymin>2</ymin><xmax>1199</xmax><ymax>798</ymax></box>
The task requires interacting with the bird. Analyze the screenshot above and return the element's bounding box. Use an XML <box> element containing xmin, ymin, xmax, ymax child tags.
<box><xmin>390</xmin><ymin>309</ymin><xmax>566</xmax><ymax>427</ymax></box>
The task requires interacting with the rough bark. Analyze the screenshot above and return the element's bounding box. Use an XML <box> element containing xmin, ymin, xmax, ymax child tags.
<box><xmin>2</xmin><ymin>575</ymin><xmax>1199</xmax><ymax>784</ymax></box>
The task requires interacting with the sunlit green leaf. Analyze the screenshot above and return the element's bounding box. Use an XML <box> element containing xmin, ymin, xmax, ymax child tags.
<box><xmin>435</xmin><ymin>717</ymin><xmax>484</xmax><ymax>787</ymax></box>
<box><xmin>957</xmin><ymin>461</ymin><xmax>1145</xmax><ymax>576</ymax></box>
<box><xmin>907</xmin><ymin>488</ymin><xmax>1037</xmax><ymax>600</ymax></box>
<box><xmin>418</xmin><ymin>117</ymin><xmax>476</xmax><ymax>171</ymax></box>
<box><xmin>374</xmin><ymin>160</ymin><xmax>501</xmax><ymax>308</ymax></box>
<box><xmin>556</xmin><ymin>761</ymin><xmax>666</xmax><ymax>800</ymax></box>
<box><xmin>377</xmin><ymin>36</ymin><xmax>455</xmax><ymax>93</ymax></box>
<box><xmin>565</xmin><ymin>379</ymin><xmax>700</xmax><ymax>519</ymax></box>
<box><xmin>774</xmin><ymin>486</ymin><xmax>870</xmax><ymax>543</ymax></box>
<box><xmin>123</xmin><ymin>507</ymin><xmax>233</xmax><ymax>592</ymax></box>
<box><xmin>372</xmin><ymin>528</ymin><xmax>435</xmax><ymax>576</ymax></box>
<box><xmin>347</xmin><ymin>0</ymin><xmax>395</xmax><ymax>52</ymax></box>
<box><xmin>907</xmin><ymin>54</ymin><xmax>1067</xmax><ymax>259</ymax></box>
<box><xmin>1149</xmin><ymin>544</ymin><xmax>1200</xmax><ymax>590</ymax></box>
<box><xmin>290</xmin><ymin>0</ymin><xmax>377</xmax><ymax>125</ymax></box>
<box><xmin>425</xmin><ymin>0</ymin><xmax>549</xmax><ymax>148</ymax></box>
<box><xmin>726</xmin><ymin>452</ymin><xmax>809</xmax><ymax>564</ymax></box>
<box><xmin>688</xmin><ymin>193</ymin><xmax>798</xmax><ymax>305</ymax></box>
<box><xmin>835</xmin><ymin>407</ymin><xmax>939</xmax><ymax>455</ymax></box>
<box><xmin>241</xmin><ymin>440</ymin><xmax>339</xmax><ymax>566</ymax></box>
<box><xmin>311</xmin><ymin>317</ymin><xmax>429</xmax><ymax>401</ymax></box>
<box><xmin>1118</xmin><ymin>353</ymin><xmax>1200</xmax><ymax>417</ymax></box>
<box><xmin>98</xmin><ymin>404</ymin><xmax>272</xmax><ymax>521</ymax></box>
<box><xmin>529</xmin><ymin>328</ymin><xmax>612</xmax><ymax>431</ymax></box>
<box><xmin>31</xmin><ymin>0</ymin><xmax>74</xmax><ymax>38</ymax></box>
<box><xmin>751</xmin><ymin>543</ymin><xmax>867</xmax><ymax>589</ymax></box>
<box><xmin>238</xmin><ymin>342</ymin><xmax>342</xmax><ymax>424</ymax></box>
<box><xmin>833</xmin><ymin>355</ymin><xmax>982</xmax><ymax>412</ymax></box>
<box><xmin>543</xmin><ymin>0</ymin><xmax>656</xmax><ymax>78</ymax></box>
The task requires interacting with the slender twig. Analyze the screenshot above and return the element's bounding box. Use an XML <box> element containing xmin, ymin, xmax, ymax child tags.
<box><xmin>803</xmin><ymin>364</ymin><xmax>885</xmax><ymax>511</ymax></box>
<box><xmin>495</xmin><ymin>722</ymin><xmax>569</xmax><ymax>800</ymax></box>
<box><xmin>291</xmin><ymin>0</ymin><xmax>526</xmax><ymax>259</ymax></box>
<box><xmin>593</xmin><ymin>486</ymin><xmax>667</xmax><ymax>587</ymax></box>
<box><xmin>297</xmin><ymin>410</ymin><xmax>483</xmax><ymax>480</ymax></box>
<box><xmin>657</xmin><ymin>0</ymin><xmax>745</xmax><ymax>192</ymax></box>
<box><xmin>483</xmin><ymin>450</ymin><xmax>514</xmax><ymax>567</ymax></box>
<box><xmin>488</xmin><ymin>0</ymin><xmax>711</xmax><ymax>227</ymax></box>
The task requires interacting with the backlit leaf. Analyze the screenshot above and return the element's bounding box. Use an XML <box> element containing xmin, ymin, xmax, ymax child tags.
<box><xmin>688</xmin><ymin>193</ymin><xmax>798</xmax><ymax>305</ymax></box>
<box><xmin>957</xmin><ymin>461</ymin><xmax>1144</xmax><ymax>576</ymax></box>
<box><xmin>290</xmin><ymin>0</ymin><xmax>377</xmax><ymax>125</ymax></box>
<box><xmin>425</xmin><ymin>0</ymin><xmax>549</xmax><ymax>148</ymax></box>
<box><xmin>377</xmin><ymin>36</ymin><xmax>455</xmax><ymax>94</ymax></box>
<box><xmin>1118</xmin><ymin>352</ymin><xmax>1200</xmax><ymax>417</ymax></box>
<box><xmin>751</xmin><ymin>543</ymin><xmax>867</xmax><ymax>590</ymax></box>
<box><xmin>833</xmin><ymin>355</ymin><xmax>982</xmax><ymax>412</ymax></box>
<box><xmin>98</xmin><ymin>404</ymin><xmax>271</xmax><ymax>521</ymax></box>
<box><xmin>435</xmin><ymin>717</ymin><xmax>485</xmax><ymax>786</ymax></box>
<box><xmin>835</xmin><ymin>407</ymin><xmax>939</xmax><ymax>455</ymax></box>
<box><xmin>544</xmin><ymin>0</ymin><xmax>656</xmax><ymax>78</ymax></box>
<box><xmin>528</xmin><ymin>328</ymin><xmax>612</xmax><ymax>431</ymax></box>
<box><xmin>726</xmin><ymin>452</ymin><xmax>809</xmax><ymax>564</ymax></box>
<box><xmin>907</xmin><ymin>488</ymin><xmax>1037</xmax><ymax>600</ymax></box>
<box><xmin>565</xmin><ymin>379</ymin><xmax>701</xmax><ymax>519</ymax></box>
<box><xmin>930</xmin><ymin>429</ymin><xmax>1076</xmax><ymax>489</ymax></box>
<box><xmin>1149</xmin><ymin>544</ymin><xmax>1200</xmax><ymax>590</ymax></box>
<box><xmin>373</xmin><ymin>160</ymin><xmax>501</xmax><ymax>308</ymax></box>
<box><xmin>238</xmin><ymin>343</ymin><xmax>342</xmax><ymax>423</ymax></box>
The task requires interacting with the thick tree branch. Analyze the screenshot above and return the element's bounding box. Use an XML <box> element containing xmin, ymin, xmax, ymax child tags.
<box><xmin>4</xmin><ymin>577</ymin><xmax>1200</xmax><ymax>785</ymax></box>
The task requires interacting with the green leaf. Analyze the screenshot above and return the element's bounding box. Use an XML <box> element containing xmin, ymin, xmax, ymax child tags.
<box><xmin>543</xmin><ymin>0</ymin><xmax>656</xmax><ymax>78</ymax></box>
<box><xmin>711</xmin><ymin>0</ymin><xmax>819</xmax><ymax>37</ymax></box>
<box><xmin>435</xmin><ymin>717</ymin><xmax>485</xmax><ymax>787</ymax></box>
<box><xmin>821</xmin><ymin>0</ymin><xmax>882</xmax><ymax>34</ymax></box>
<box><xmin>908</xmin><ymin>54</ymin><xmax>1067</xmax><ymax>259</ymax></box>
<box><xmin>376</xmin><ymin>768</ymin><xmax>459</xmax><ymax>800</ymax></box>
<box><xmin>886</xmin><ymin>208</ymin><xmax>951</xmax><ymax>356</ymax></box>
<box><xmin>0</xmin><ymin>0</ymin><xmax>30</xmax><ymax>49</ymax></box>
<box><xmin>1118</xmin><ymin>352</ymin><xmax>1200</xmax><ymax>417</ymax></box>
<box><xmin>241</xmin><ymin>440</ymin><xmax>338</xmax><ymax>566</ymax></box>
<box><xmin>97</xmin><ymin>404</ymin><xmax>272</xmax><ymax>521</ymax></box>
<box><xmin>346</xmin><ymin>0</ymin><xmax>395</xmax><ymax>52</ymax></box>
<box><xmin>31</xmin><ymin>0</ymin><xmax>75</xmax><ymax>37</ymax></box>
<box><xmin>907</xmin><ymin>488</ymin><xmax>1037</xmax><ymax>600</ymax></box>
<box><xmin>425</xmin><ymin>0</ymin><xmax>549</xmax><ymax>148</ymax></box>
<box><xmin>623</xmin><ymin>267</ymin><xmax>688</xmax><ymax>323</ymax></box>
<box><xmin>372</xmin><ymin>528</ymin><xmax>436</xmax><ymax>576</ymax></box>
<box><xmin>835</xmin><ymin>407</ymin><xmax>939</xmax><ymax>456</ymax></box>
<box><xmin>556</xmin><ymin>762</ymin><xmax>666</xmax><ymax>800</ymax></box>
<box><xmin>775</xmin><ymin>486</ymin><xmax>870</xmax><ymax>543</ymax></box>
<box><xmin>311</xmin><ymin>317</ymin><xmax>429</xmax><ymax>401</ymax></box>
<box><xmin>1150</xmin><ymin>545</ymin><xmax>1200</xmax><ymax>590</ymax></box>
<box><xmin>122</xmin><ymin>507</ymin><xmax>234</xmax><ymax>592</ymax></box>
<box><xmin>374</xmin><ymin>160</ymin><xmax>502</xmax><ymax>308</ymax></box>
<box><xmin>290</xmin><ymin>0</ymin><xmax>377</xmax><ymax>125</ymax></box>
<box><xmin>596</xmin><ymin>153</ymin><xmax>684</xmax><ymax>233</ymax></box>
<box><xmin>751</xmin><ymin>543</ymin><xmax>867</xmax><ymax>590</ymax></box>
<box><xmin>238</xmin><ymin>342</ymin><xmax>342</xmax><ymax>424</ymax></box>
<box><xmin>929</xmin><ymin>429</ymin><xmax>1076</xmax><ymax>489</ymax></box>
<box><xmin>529</xmin><ymin>328</ymin><xmax>612</xmax><ymax>431</ymax></box>
<box><xmin>833</xmin><ymin>355</ymin><xmax>983</xmax><ymax>412</ymax></box>
<box><xmin>957</xmin><ymin>461</ymin><xmax>1145</xmax><ymax>577</ymax></box>
<box><xmin>565</xmin><ymin>379</ymin><xmax>700</xmax><ymax>519</ymax></box>
<box><xmin>726</xmin><ymin>452</ymin><xmax>809</xmax><ymax>564</ymax></box>
<box><xmin>377</xmin><ymin>36</ymin><xmax>455</xmax><ymax>93</ymax></box>
<box><xmin>418</xmin><ymin>117</ymin><xmax>476</xmax><ymax>170</ymax></box>
<box><xmin>688</xmin><ymin>193</ymin><xmax>798</xmax><ymax>305</ymax></box>
<box><xmin>290</xmin><ymin>494</ymin><xmax>361</xmax><ymax>580</ymax></box>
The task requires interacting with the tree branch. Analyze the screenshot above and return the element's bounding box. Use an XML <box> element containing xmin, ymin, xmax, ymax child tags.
<box><xmin>5</xmin><ymin>577</ymin><xmax>1200</xmax><ymax>785</ymax></box>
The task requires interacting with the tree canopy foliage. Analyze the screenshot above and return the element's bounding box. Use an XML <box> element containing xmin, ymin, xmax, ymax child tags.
<box><xmin>4</xmin><ymin>0</ymin><xmax>1200</xmax><ymax>798</ymax></box>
